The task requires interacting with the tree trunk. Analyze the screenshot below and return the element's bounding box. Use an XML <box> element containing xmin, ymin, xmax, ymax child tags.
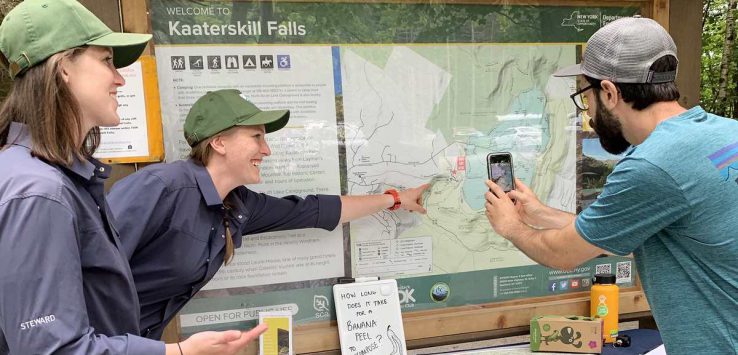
<box><xmin>703</xmin><ymin>0</ymin><xmax>714</xmax><ymax>31</ymax></box>
<box><xmin>732</xmin><ymin>65</ymin><xmax>738</xmax><ymax>118</ymax></box>
<box><xmin>715</xmin><ymin>0</ymin><xmax>738</xmax><ymax>116</ymax></box>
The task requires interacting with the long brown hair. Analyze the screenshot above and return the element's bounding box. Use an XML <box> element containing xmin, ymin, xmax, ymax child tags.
<box><xmin>0</xmin><ymin>47</ymin><xmax>100</xmax><ymax>166</ymax></box>
<box><xmin>190</xmin><ymin>133</ymin><xmax>235</xmax><ymax>265</ymax></box>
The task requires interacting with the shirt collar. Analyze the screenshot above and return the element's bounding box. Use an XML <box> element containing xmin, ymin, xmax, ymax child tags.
<box><xmin>86</xmin><ymin>158</ymin><xmax>112</xmax><ymax>181</ymax></box>
<box><xmin>188</xmin><ymin>159</ymin><xmax>223</xmax><ymax>207</ymax></box>
<box><xmin>8</xmin><ymin>122</ymin><xmax>32</xmax><ymax>149</ymax></box>
<box><xmin>682</xmin><ymin>105</ymin><xmax>705</xmax><ymax>118</ymax></box>
<box><xmin>8</xmin><ymin>122</ymin><xmax>111</xmax><ymax>182</ymax></box>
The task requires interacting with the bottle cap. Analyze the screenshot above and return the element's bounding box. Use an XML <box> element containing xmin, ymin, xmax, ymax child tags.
<box><xmin>593</xmin><ymin>273</ymin><xmax>616</xmax><ymax>284</ymax></box>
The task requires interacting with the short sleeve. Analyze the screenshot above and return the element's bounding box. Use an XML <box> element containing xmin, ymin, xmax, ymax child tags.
<box><xmin>575</xmin><ymin>157</ymin><xmax>691</xmax><ymax>255</ymax></box>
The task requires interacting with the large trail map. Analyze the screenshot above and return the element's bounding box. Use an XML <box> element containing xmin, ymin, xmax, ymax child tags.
<box><xmin>343</xmin><ymin>45</ymin><xmax>578</xmax><ymax>277</ymax></box>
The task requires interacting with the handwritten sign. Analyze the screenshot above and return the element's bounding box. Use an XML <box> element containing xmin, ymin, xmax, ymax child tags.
<box><xmin>333</xmin><ymin>279</ymin><xmax>407</xmax><ymax>355</ymax></box>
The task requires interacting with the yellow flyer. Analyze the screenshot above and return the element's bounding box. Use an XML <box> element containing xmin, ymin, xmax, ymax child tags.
<box><xmin>259</xmin><ymin>311</ymin><xmax>293</xmax><ymax>355</ymax></box>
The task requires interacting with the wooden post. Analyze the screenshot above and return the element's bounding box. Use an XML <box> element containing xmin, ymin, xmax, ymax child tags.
<box><xmin>121</xmin><ymin>0</ymin><xmax>154</xmax><ymax>55</ymax></box>
<box><xmin>652</xmin><ymin>0</ymin><xmax>670</xmax><ymax>29</ymax></box>
<box><xmin>669</xmin><ymin>0</ymin><xmax>703</xmax><ymax>109</ymax></box>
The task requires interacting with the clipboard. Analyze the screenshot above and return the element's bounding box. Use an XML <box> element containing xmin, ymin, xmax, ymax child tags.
<box><xmin>332</xmin><ymin>279</ymin><xmax>407</xmax><ymax>355</ymax></box>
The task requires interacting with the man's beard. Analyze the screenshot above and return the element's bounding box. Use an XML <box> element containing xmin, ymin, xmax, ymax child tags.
<box><xmin>589</xmin><ymin>94</ymin><xmax>631</xmax><ymax>155</ymax></box>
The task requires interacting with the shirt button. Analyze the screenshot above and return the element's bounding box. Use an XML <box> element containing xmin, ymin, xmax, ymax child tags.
<box><xmin>98</xmin><ymin>167</ymin><xmax>105</xmax><ymax>172</ymax></box>
<box><xmin>206</xmin><ymin>258</ymin><xmax>210</xmax><ymax>262</ymax></box>
<box><xmin>97</xmin><ymin>205</ymin><xmax>100</xmax><ymax>210</ymax></box>
<box><xmin>221</xmin><ymin>234</ymin><xmax>225</xmax><ymax>238</ymax></box>
<box><xmin>211</xmin><ymin>227</ymin><xmax>215</xmax><ymax>231</ymax></box>
<box><xmin>238</xmin><ymin>215</ymin><xmax>243</xmax><ymax>219</ymax></box>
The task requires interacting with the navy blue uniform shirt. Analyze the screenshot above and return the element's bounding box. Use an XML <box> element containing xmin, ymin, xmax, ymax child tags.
<box><xmin>0</xmin><ymin>123</ymin><xmax>163</xmax><ymax>354</ymax></box>
<box><xmin>108</xmin><ymin>159</ymin><xmax>341</xmax><ymax>339</ymax></box>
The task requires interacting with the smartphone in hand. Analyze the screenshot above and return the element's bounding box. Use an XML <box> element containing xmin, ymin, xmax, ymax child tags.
<box><xmin>487</xmin><ymin>152</ymin><xmax>515</xmax><ymax>192</ymax></box>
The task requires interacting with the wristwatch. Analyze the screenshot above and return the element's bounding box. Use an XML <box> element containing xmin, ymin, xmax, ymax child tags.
<box><xmin>384</xmin><ymin>189</ymin><xmax>401</xmax><ymax>211</ymax></box>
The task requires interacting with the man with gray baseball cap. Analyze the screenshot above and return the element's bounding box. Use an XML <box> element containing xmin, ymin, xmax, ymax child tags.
<box><xmin>485</xmin><ymin>17</ymin><xmax>738</xmax><ymax>354</ymax></box>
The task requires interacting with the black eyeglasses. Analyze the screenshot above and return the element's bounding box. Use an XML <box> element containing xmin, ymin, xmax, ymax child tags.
<box><xmin>570</xmin><ymin>85</ymin><xmax>593</xmax><ymax>111</ymax></box>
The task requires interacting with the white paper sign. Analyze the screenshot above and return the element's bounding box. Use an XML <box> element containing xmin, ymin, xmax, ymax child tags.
<box><xmin>96</xmin><ymin>61</ymin><xmax>150</xmax><ymax>159</ymax></box>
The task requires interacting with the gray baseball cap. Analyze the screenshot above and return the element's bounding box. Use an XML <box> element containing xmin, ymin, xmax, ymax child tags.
<box><xmin>554</xmin><ymin>16</ymin><xmax>678</xmax><ymax>83</ymax></box>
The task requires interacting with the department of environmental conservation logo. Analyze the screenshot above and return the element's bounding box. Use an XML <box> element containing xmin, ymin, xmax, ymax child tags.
<box><xmin>560</xmin><ymin>11</ymin><xmax>628</xmax><ymax>32</ymax></box>
<box><xmin>430</xmin><ymin>282</ymin><xmax>450</xmax><ymax>303</ymax></box>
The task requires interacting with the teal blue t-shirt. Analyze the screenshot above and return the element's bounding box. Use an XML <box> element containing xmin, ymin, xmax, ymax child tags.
<box><xmin>576</xmin><ymin>106</ymin><xmax>738</xmax><ymax>354</ymax></box>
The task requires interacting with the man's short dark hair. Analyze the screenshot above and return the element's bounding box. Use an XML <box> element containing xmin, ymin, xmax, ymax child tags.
<box><xmin>585</xmin><ymin>55</ymin><xmax>680</xmax><ymax>110</ymax></box>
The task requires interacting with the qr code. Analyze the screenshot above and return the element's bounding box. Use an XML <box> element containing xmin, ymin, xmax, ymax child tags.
<box><xmin>595</xmin><ymin>263</ymin><xmax>612</xmax><ymax>275</ymax></box>
<box><xmin>616</xmin><ymin>261</ymin><xmax>632</xmax><ymax>284</ymax></box>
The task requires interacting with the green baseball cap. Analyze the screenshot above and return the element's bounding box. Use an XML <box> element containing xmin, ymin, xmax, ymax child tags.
<box><xmin>184</xmin><ymin>89</ymin><xmax>290</xmax><ymax>147</ymax></box>
<box><xmin>0</xmin><ymin>0</ymin><xmax>152</xmax><ymax>79</ymax></box>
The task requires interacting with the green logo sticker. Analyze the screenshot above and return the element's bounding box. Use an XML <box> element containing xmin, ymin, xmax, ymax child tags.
<box><xmin>597</xmin><ymin>304</ymin><xmax>609</xmax><ymax>317</ymax></box>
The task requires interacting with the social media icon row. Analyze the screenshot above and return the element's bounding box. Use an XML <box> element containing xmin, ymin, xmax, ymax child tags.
<box><xmin>549</xmin><ymin>278</ymin><xmax>592</xmax><ymax>292</ymax></box>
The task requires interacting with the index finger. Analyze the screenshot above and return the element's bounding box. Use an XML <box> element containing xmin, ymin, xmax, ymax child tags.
<box><xmin>231</xmin><ymin>323</ymin><xmax>268</xmax><ymax>349</ymax></box>
<box><xmin>410</xmin><ymin>203</ymin><xmax>427</xmax><ymax>214</ymax></box>
<box><xmin>485</xmin><ymin>180</ymin><xmax>510</xmax><ymax>202</ymax></box>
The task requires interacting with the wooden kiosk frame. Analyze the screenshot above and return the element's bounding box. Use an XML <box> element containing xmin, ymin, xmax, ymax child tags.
<box><xmin>104</xmin><ymin>0</ymin><xmax>700</xmax><ymax>353</ymax></box>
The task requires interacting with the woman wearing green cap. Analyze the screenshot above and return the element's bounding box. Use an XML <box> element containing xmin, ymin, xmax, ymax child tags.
<box><xmin>0</xmin><ymin>1</ymin><xmax>263</xmax><ymax>354</ymax></box>
<box><xmin>108</xmin><ymin>89</ymin><xmax>429</xmax><ymax>340</ymax></box>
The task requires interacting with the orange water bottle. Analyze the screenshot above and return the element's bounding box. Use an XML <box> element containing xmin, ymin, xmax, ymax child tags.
<box><xmin>591</xmin><ymin>273</ymin><xmax>618</xmax><ymax>343</ymax></box>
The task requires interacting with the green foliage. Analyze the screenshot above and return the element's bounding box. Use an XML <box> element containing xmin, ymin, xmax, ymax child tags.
<box><xmin>701</xmin><ymin>0</ymin><xmax>738</xmax><ymax>118</ymax></box>
<box><xmin>581</xmin><ymin>156</ymin><xmax>615</xmax><ymax>190</ymax></box>
<box><xmin>0</xmin><ymin>0</ymin><xmax>20</xmax><ymax>101</ymax></box>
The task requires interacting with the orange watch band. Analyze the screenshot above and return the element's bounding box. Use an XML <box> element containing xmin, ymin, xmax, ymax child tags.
<box><xmin>384</xmin><ymin>189</ymin><xmax>401</xmax><ymax>211</ymax></box>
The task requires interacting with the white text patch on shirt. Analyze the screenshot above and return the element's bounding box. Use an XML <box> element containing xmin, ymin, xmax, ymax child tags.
<box><xmin>19</xmin><ymin>315</ymin><xmax>56</xmax><ymax>330</ymax></box>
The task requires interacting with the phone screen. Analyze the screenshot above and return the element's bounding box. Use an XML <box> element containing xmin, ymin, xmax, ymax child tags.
<box><xmin>487</xmin><ymin>153</ymin><xmax>514</xmax><ymax>192</ymax></box>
